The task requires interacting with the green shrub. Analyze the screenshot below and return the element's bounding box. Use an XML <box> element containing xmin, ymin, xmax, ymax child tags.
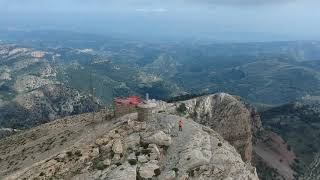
<box><xmin>75</xmin><ymin>150</ymin><xmax>82</xmax><ymax>157</ymax></box>
<box><xmin>66</xmin><ymin>151</ymin><xmax>73</xmax><ymax>157</ymax></box>
<box><xmin>176</xmin><ymin>103</ymin><xmax>187</xmax><ymax>114</ymax></box>
<box><xmin>94</xmin><ymin>160</ymin><xmax>106</xmax><ymax>170</ymax></box>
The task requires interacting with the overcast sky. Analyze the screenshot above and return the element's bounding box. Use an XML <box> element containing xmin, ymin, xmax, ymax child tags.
<box><xmin>1</xmin><ymin>0</ymin><xmax>320</xmax><ymax>42</ymax></box>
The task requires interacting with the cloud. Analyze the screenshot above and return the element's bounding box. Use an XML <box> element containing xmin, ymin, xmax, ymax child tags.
<box><xmin>107</xmin><ymin>0</ymin><xmax>311</xmax><ymax>6</ymax></box>
<box><xmin>193</xmin><ymin>0</ymin><xmax>320</xmax><ymax>6</ymax></box>
<box><xmin>135</xmin><ymin>8</ymin><xmax>168</xmax><ymax>13</ymax></box>
<box><xmin>1</xmin><ymin>0</ymin><xmax>319</xmax><ymax>13</ymax></box>
<box><xmin>199</xmin><ymin>0</ymin><xmax>296</xmax><ymax>5</ymax></box>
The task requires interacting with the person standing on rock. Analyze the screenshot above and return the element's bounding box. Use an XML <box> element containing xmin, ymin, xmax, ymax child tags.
<box><xmin>179</xmin><ymin>119</ymin><xmax>183</xmax><ymax>131</ymax></box>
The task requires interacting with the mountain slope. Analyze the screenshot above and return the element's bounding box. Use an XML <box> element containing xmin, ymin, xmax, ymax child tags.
<box><xmin>0</xmin><ymin>43</ymin><xmax>101</xmax><ymax>130</ymax></box>
<box><xmin>164</xmin><ymin>93</ymin><xmax>299</xmax><ymax>180</ymax></box>
<box><xmin>253</xmin><ymin>131</ymin><xmax>296</xmax><ymax>180</ymax></box>
<box><xmin>261</xmin><ymin>96</ymin><xmax>320</xmax><ymax>178</ymax></box>
<box><xmin>2</xmin><ymin>39</ymin><xmax>320</xmax><ymax>132</ymax></box>
<box><xmin>0</xmin><ymin>109</ymin><xmax>258</xmax><ymax>179</ymax></box>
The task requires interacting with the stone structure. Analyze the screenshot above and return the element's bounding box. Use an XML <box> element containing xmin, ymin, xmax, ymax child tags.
<box><xmin>137</xmin><ymin>101</ymin><xmax>157</xmax><ymax>122</ymax></box>
<box><xmin>114</xmin><ymin>104</ymin><xmax>137</xmax><ymax>118</ymax></box>
<box><xmin>113</xmin><ymin>94</ymin><xmax>157</xmax><ymax>121</ymax></box>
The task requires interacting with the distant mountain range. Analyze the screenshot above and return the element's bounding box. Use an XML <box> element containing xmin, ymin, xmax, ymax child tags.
<box><xmin>1</xmin><ymin>30</ymin><xmax>320</xmax><ymax>179</ymax></box>
<box><xmin>0</xmin><ymin>43</ymin><xmax>100</xmax><ymax>130</ymax></box>
<box><xmin>0</xmin><ymin>31</ymin><xmax>320</xmax><ymax>130</ymax></box>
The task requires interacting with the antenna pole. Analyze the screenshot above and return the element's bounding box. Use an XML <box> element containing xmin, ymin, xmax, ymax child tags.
<box><xmin>90</xmin><ymin>60</ymin><xmax>95</xmax><ymax>122</ymax></box>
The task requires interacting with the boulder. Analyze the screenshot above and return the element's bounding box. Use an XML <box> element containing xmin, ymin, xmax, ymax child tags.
<box><xmin>113</xmin><ymin>154</ymin><xmax>121</xmax><ymax>162</ymax></box>
<box><xmin>90</xmin><ymin>148</ymin><xmax>99</xmax><ymax>158</ymax></box>
<box><xmin>55</xmin><ymin>153</ymin><xmax>67</xmax><ymax>162</ymax></box>
<box><xmin>109</xmin><ymin>131</ymin><xmax>121</xmax><ymax>139</ymax></box>
<box><xmin>178</xmin><ymin>174</ymin><xmax>189</xmax><ymax>180</ymax></box>
<box><xmin>138</xmin><ymin>155</ymin><xmax>149</xmax><ymax>163</ymax></box>
<box><xmin>105</xmin><ymin>163</ymin><xmax>137</xmax><ymax>180</ymax></box>
<box><xmin>127</xmin><ymin>153</ymin><xmax>137</xmax><ymax>165</ymax></box>
<box><xmin>148</xmin><ymin>144</ymin><xmax>161</xmax><ymax>160</ymax></box>
<box><xmin>95</xmin><ymin>137</ymin><xmax>109</xmax><ymax>146</ymax></box>
<box><xmin>163</xmin><ymin>170</ymin><xmax>176</xmax><ymax>180</ymax></box>
<box><xmin>138</xmin><ymin>160</ymin><xmax>160</xmax><ymax>179</ymax></box>
<box><xmin>101</xmin><ymin>140</ymin><xmax>114</xmax><ymax>152</ymax></box>
<box><xmin>179</xmin><ymin>149</ymin><xmax>210</xmax><ymax>170</ymax></box>
<box><xmin>127</xmin><ymin>119</ymin><xmax>135</xmax><ymax>128</ymax></box>
<box><xmin>142</xmin><ymin>131</ymin><xmax>172</xmax><ymax>146</ymax></box>
<box><xmin>123</xmin><ymin>133</ymin><xmax>140</xmax><ymax>150</ymax></box>
<box><xmin>103</xmin><ymin>159</ymin><xmax>111</xmax><ymax>166</ymax></box>
<box><xmin>112</xmin><ymin>139</ymin><xmax>123</xmax><ymax>154</ymax></box>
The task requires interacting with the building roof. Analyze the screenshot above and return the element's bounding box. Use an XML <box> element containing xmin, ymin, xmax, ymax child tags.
<box><xmin>113</xmin><ymin>96</ymin><xmax>140</xmax><ymax>105</ymax></box>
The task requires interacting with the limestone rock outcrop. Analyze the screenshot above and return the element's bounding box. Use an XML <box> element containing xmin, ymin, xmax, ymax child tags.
<box><xmin>112</xmin><ymin>139</ymin><xmax>123</xmax><ymax>154</ymax></box>
<box><xmin>4</xmin><ymin>113</ymin><xmax>259</xmax><ymax>180</ymax></box>
<box><xmin>138</xmin><ymin>160</ymin><xmax>160</xmax><ymax>178</ymax></box>
<box><xmin>174</xmin><ymin>93</ymin><xmax>261</xmax><ymax>162</ymax></box>
<box><xmin>141</xmin><ymin>130</ymin><xmax>172</xmax><ymax>146</ymax></box>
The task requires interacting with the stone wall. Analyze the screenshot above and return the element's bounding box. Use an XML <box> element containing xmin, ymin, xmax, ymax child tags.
<box><xmin>137</xmin><ymin>102</ymin><xmax>157</xmax><ymax>122</ymax></box>
<box><xmin>114</xmin><ymin>104</ymin><xmax>137</xmax><ymax>118</ymax></box>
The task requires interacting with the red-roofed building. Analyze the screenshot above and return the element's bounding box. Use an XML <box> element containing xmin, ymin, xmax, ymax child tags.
<box><xmin>113</xmin><ymin>96</ymin><xmax>140</xmax><ymax>105</ymax></box>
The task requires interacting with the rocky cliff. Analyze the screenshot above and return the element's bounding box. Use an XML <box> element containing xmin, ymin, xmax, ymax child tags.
<box><xmin>171</xmin><ymin>93</ymin><xmax>261</xmax><ymax>163</ymax></box>
<box><xmin>0</xmin><ymin>110</ymin><xmax>259</xmax><ymax>180</ymax></box>
<box><xmin>304</xmin><ymin>153</ymin><xmax>320</xmax><ymax>180</ymax></box>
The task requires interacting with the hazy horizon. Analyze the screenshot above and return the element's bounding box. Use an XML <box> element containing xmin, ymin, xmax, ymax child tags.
<box><xmin>1</xmin><ymin>0</ymin><xmax>320</xmax><ymax>42</ymax></box>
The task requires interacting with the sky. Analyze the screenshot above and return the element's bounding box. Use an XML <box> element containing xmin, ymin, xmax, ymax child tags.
<box><xmin>1</xmin><ymin>0</ymin><xmax>320</xmax><ymax>42</ymax></box>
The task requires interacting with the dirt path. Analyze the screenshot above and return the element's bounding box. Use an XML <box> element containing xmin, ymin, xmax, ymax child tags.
<box><xmin>161</xmin><ymin>116</ymin><xmax>197</xmax><ymax>174</ymax></box>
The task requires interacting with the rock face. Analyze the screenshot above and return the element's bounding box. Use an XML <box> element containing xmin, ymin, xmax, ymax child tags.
<box><xmin>3</xmin><ymin>112</ymin><xmax>259</xmax><ymax>180</ymax></box>
<box><xmin>304</xmin><ymin>153</ymin><xmax>320</xmax><ymax>180</ymax></box>
<box><xmin>174</xmin><ymin>93</ymin><xmax>261</xmax><ymax>162</ymax></box>
<box><xmin>239</xmin><ymin>98</ymin><xmax>263</xmax><ymax>138</ymax></box>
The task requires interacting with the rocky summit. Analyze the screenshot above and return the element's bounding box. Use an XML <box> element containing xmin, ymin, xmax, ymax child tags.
<box><xmin>164</xmin><ymin>93</ymin><xmax>262</xmax><ymax>163</ymax></box>
<box><xmin>0</xmin><ymin>98</ymin><xmax>259</xmax><ymax>180</ymax></box>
